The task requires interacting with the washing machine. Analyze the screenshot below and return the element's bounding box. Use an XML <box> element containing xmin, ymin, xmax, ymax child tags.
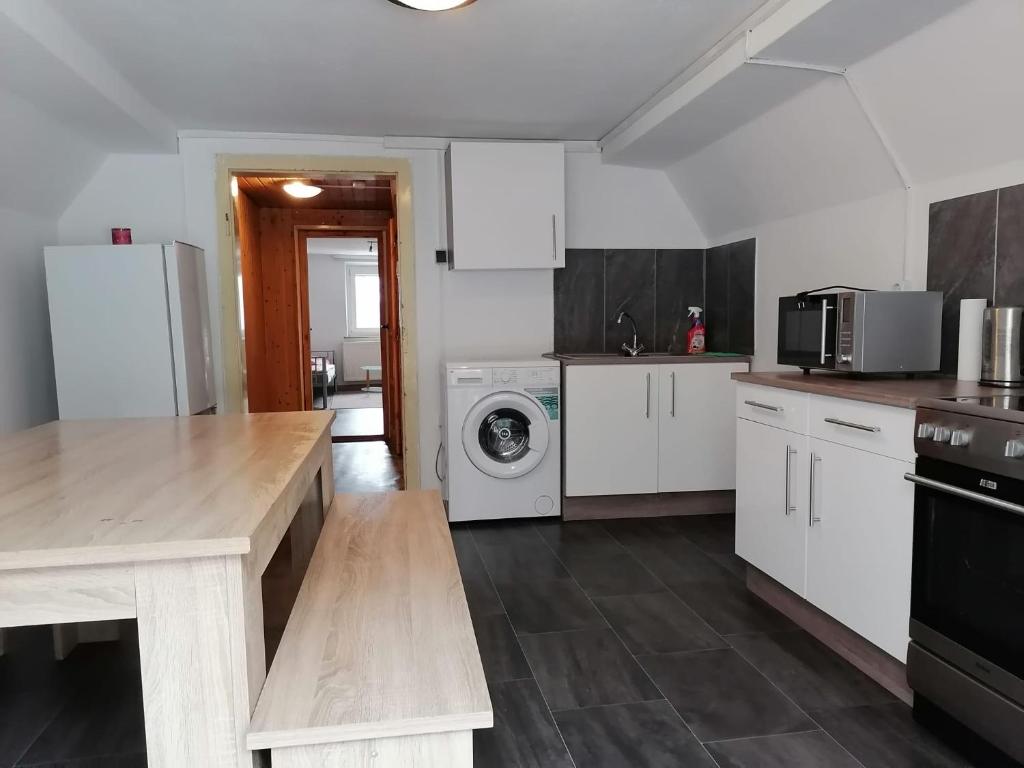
<box><xmin>442</xmin><ymin>359</ymin><xmax>561</xmax><ymax>522</ymax></box>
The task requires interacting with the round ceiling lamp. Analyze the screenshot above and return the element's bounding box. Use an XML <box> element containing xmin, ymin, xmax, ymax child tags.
<box><xmin>283</xmin><ymin>181</ymin><xmax>323</xmax><ymax>199</ymax></box>
<box><xmin>386</xmin><ymin>0</ymin><xmax>477</xmax><ymax>10</ymax></box>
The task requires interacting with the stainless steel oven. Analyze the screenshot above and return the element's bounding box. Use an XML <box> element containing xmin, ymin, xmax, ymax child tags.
<box><xmin>906</xmin><ymin>398</ymin><xmax>1024</xmax><ymax>764</ymax></box>
<box><xmin>778</xmin><ymin>289</ymin><xmax>942</xmax><ymax>374</ymax></box>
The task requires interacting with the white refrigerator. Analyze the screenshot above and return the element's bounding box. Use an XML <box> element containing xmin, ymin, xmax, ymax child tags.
<box><xmin>44</xmin><ymin>242</ymin><xmax>217</xmax><ymax>419</ymax></box>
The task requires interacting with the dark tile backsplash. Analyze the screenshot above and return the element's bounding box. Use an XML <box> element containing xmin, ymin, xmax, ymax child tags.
<box><xmin>926</xmin><ymin>185</ymin><xmax>1024</xmax><ymax>375</ymax></box>
<box><xmin>605</xmin><ymin>250</ymin><xmax>656</xmax><ymax>354</ymax></box>
<box><xmin>554</xmin><ymin>242</ymin><xmax>755</xmax><ymax>356</ymax></box>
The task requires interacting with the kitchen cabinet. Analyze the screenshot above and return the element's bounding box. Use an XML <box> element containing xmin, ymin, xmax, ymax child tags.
<box><xmin>445</xmin><ymin>141</ymin><xmax>565</xmax><ymax>270</ymax></box>
<box><xmin>805</xmin><ymin>437</ymin><xmax>914</xmax><ymax>661</ymax></box>
<box><xmin>734</xmin><ymin>383</ymin><xmax>915</xmax><ymax>662</ymax></box>
<box><xmin>564</xmin><ymin>364</ymin><xmax>659</xmax><ymax>497</ymax></box>
<box><xmin>658</xmin><ymin>363</ymin><xmax>750</xmax><ymax>492</ymax></box>
<box><xmin>735</xmin><ymin>418</ymin><xmax>808</xmax><ymax>596</ymax></box>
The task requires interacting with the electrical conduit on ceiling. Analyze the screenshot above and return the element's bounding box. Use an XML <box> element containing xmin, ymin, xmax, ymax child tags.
<box><xmin>745</xmin><ymin>33</ymin><xmax>915</xmax><ymax>286</ymax></box>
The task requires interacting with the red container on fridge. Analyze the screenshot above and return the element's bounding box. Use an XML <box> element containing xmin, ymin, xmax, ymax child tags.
<box><xmin>111</xmin><ymin>228</ymin><xmax>132</xmax><ymax>245</ymax></box>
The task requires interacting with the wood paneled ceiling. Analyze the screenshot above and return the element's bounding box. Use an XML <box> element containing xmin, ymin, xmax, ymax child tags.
<box><xmin>235</xmin><ymin>174</ymin><xmax>395</xmax><ymax>212</ymax></box>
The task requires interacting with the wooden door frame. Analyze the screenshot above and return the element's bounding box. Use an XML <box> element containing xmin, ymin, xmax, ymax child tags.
<box><xmin>215</xmin><ymin>154</ymin><xmax>421</xmax><ymax>489</ymax></box>
<box><xmin>296</xmin><ymin>226</ymin><xmax>396</xmax><ymax>447</ymax></box>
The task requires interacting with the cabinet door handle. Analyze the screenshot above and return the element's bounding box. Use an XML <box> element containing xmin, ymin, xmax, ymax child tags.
<box><xmin>645</xmin><ymin>372</ymin><xmax>651</xmax><ymax>419</ymax></box>
<box><xmin>824</xmin><ymin>417</ymin><xmax>881</xmax><ymax>433</ymax></box>
<box><xmin>809</xmin><ymin>453</ymin><xmax>822</xmax><ymax>526</ymax></box>
<box><xmin>551</xmin><ymin>214</ymin><xmax>557</xmax><ymax>261</ymax></box>
<box><xmin>744</xmin><ymin>400</ymin><xmax>783</xmax><ymax>413</ymax></box>
<box><xmin>670</xmin><ymin>371</ymin><xmax>676</xmax><ymax>417</ymax></box>
<box><xmin>784</xmin><ymin>446</ymin><xmax>797</xmax><ymax>516</ymax></box>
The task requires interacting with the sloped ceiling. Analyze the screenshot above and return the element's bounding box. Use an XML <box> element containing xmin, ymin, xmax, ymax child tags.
<box><xmin>665</xmin><ymin>0</ymin><xmax>1024</xmax><ymax>241</ymax></box>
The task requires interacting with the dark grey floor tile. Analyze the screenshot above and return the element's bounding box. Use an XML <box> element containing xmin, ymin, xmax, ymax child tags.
<box><xmin>0</xmin><ymin>692</ymin><xmax>65</xmax><ymax>767</ymax></box>
<box><xmin>669</xmin><ymin>578</ymin><xmax>795</xmax><ymax>635</ymax></box>
<box><xmin>19</xmin><ymin>680</ymin><xmax>146</xmax><ymax>764</ymax></box>
<box><xmin>555</xmin><ymin>700</ymin><xmax>716</xmax><ymax>768</ymax></box>
<box><xmin>668</xmin><ymin>514</ymin><xmax>738</xmax><ymax>555</ymax></box>
<box><xmin>562</xmin><ymin>552</ymin><xmax>663</xmax><ymax>597</ymax></box>
<box><xmin>519</xmin><ymin>629</ymin><xmax>661</xmax><ymax>711</ymax></box>
<box><xmin>813</xmin><ymin>703</ymin><xmax>974</xmax><ymax>768</ymax></box>
<box><xmin>710</xmin><ymin>551</ymin><xmax>748</xmax><ymax>580</ymax></box>
<box><xmin>473</xmin><ymin>613</ymin><xmax>533</xmax><ymax>684</ymax></box>
<box><xmin>462</xmin><ymin>576</ymin><xmax>506</xmax><ymax>619</ymax></box>
<box><xmin>477</xmin><ymin>541</ymin><xmax>570</xmax><ymax>582</ymax></box>
<box><xmin>633</xmin><ymin>539</ymin><xmax>737</xmax><ymax>586</ymax></box>
<box><xmin>450</xmin><ymin>525</ymin><xmax>489</xmax><ymax>580</ymax></box>
<box><xmin>639</xmin><ymin>649</ymin><xmax>814</xmax><ymax>742</ymax></box>
<box><xmin>594</xmin><ymin>591</ymin><xmax>726</xmax><ymax>655</ymax></box>
<box><xmin>707</xmin><ymin>730</ymin><xmax>862</xmax><ymax>768</ymax></box>
<box><xmin>535</xmin><ymin>520</ymin><xmax>625</xmax><ymax>561</ymax></box>
<box><xmin>496</xmin><ymin>578</ymin><xmax>606</xmax><ymax>635</ymax></box>
<box><xmin>728</xmin><ymin>630</ymin><xmax>895</xmax><ymax>711</ymax></box>
<box><xmin>473</xmin><ymin>679</ymin><xmax>573</xmax><ymax>768</ymax></box>
<box><xmin>18</xmin><ymin>755</ymin><xmax>148</xmax><ymax>768</ymax></box>
<box><xmin>470</xmin><ymin>520</ymin><xmax>546</xmax><ymax>549</ymax></box>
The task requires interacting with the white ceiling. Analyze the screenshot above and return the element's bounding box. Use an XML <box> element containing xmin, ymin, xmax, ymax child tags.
<box><xmin>47</xmin><ymin>0</ymin><xmax>769</xmax><ymax>140</ymax></box>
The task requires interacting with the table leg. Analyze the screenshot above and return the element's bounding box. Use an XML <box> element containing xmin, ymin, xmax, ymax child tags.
<box><xmin>136</xmin><ymin>556</ymin><xmax>264</xmax><ymax>768</ymax></box>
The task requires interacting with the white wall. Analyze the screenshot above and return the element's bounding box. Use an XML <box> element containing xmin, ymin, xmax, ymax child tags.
<box><xmin>565</xmin><ymin>153</ymin><xmax>705</xmax><ymax>248</ymax></box>
<box><xmin>0</xmin><ymin>207</ymin><xmax>59</xmax><ymax>434</ymax></box>
<box><xmin>58</xmin><ymin>153</ymin><xmax>185</xmax><ymax>245</ymax></box>
<box><xmin>56</xmin><ymin>138</ymin><xmax>701</xmax><ymax>487</ymax></box>
<box><xmin>307</xmin><ymin>252</ymin><xmax>383</xmax><ymax>382</ymax></box>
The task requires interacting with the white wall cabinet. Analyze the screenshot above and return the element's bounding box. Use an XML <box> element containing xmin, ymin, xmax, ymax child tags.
<box><xmin>735</xmin><ymin>418</ymin><xmax>808</xmax><ymax>596</ymax></box>
<box><xmin>805</xmin><ymin>437</ymin><xmax>914</xmax><ymax>661</ymax></box>
<box><xmin>565</xmin><ymin>362</ymin><xmax>748</xmax><ymax>497</ymax></box>
<box><xmin>445</xmin><ymin>141</ymin><xmax>565</xmax><ymax>270</ymax></box>
<box><xmin>735</xmin><ymin>383</ymin><xmax>915</xmax><ymax>662</ymax></box>
<box><xmin>659</xmin><ymin>363</ymin><xmax>750</xmax><ymax>492</ymax></box>
<box><xmin>564</xmin><ymin>365</ymin><xmax>659</xmax><ymax>496</ymax></box>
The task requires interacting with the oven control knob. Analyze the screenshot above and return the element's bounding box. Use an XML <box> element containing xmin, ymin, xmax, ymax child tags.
<box><xmin>1006</xmin><ymin>440</ymin><xmax>1024</xmax><ymax>459</ymax></box>
<box><xmin>950</xmin><ymin>429</ymin><xmax>971</xmax><ymax>447</ymax></box>
<box><xmin>916</xmin><ymin>423</ymin><xmax>936</xmax><ymax>439</ymax></box>
<box><xmin>932</xmin><ymin>427</ymin><xmax>952</xmax><ymax>443</ymax></box>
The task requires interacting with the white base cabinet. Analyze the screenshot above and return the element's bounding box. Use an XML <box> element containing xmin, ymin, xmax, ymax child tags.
<box><xmin>735</xmin><ymin>383</ymin><xmax>915</xmax><ymax>662</ymax></box>
<box><xmin>805</xmin><ymin>437</ymin><xmax>914</xmax><ymax>661</ymax></box>
<box><xmin>564</xmin><ymin>365</ymin><xmax>659</xmax><ymax>497</ymax></box>
<box><xmin>565</xmin><ymin>362</ymin><xmax>748</xmax><ymax>497</ymax></box>
<box><xmin>735</xmin><ymin>419</ymin><xmax>808</xmax><ymax>596</ymax></box>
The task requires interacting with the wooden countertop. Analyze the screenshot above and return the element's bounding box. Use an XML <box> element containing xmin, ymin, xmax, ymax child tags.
<box><xmin>247</xmin><ymin>491</ymin><xmax>492</xmax><ymax>750</ymax></box>
<box><xmin>546</xmin><ymin>353</ymin><xmax>751</xmax><ymax>366</ymax></box>
<box><xmin>733</xmin><ymin>371</ymin><xmax>1009</xmax><ymax>409</ymax></box>
<box><xmin>0</xmin><ymin>412</ymin><xmax>332</xmax><ymax>571</ymax></box>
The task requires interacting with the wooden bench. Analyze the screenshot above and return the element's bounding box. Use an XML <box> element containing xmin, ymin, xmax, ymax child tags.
<box><xmin>247</xmin><ymin>491</ymin><xmax>492</xmax><ymax>767</ymax></box>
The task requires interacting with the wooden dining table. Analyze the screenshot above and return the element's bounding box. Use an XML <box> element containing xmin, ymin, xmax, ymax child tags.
<box><xmin>0</xmin><ymin>411</ymin><xmax>334</xmax><ymax>768</ymax></box>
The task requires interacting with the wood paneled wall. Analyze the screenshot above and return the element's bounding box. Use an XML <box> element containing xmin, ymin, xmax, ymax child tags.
<box><xmin>235</xmin><ymin>190</ymin><xmax>267</xmax><ymax>410</ymax></box>
<box><xmin>246</xmin><ymin>207</ymin><xmax>392</xmax><ymax>412</ymax></box>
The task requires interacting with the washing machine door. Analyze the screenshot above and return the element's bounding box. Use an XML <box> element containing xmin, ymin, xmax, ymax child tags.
<box><xmin>462</xmin><ymin>392</ymin><xmax>550</xmax><ymax>479</ymax></box>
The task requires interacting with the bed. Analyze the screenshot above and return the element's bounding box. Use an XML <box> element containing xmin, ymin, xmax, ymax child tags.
<box><xmin>311</xmin><ymin>351</ymin><xmax>337</xmax><ymax>409</ymax></box>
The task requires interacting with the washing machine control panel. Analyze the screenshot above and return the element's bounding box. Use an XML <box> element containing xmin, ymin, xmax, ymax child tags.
<box><xmin>493</xmin><ymin>367</ymin><xmax>559</xmax><ymax>387</ymax></box>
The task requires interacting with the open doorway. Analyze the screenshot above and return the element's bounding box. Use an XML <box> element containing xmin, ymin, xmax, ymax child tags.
<box><xmin>230</xmin><ymin>172</ymin><xmax>403</xmax><ymax>460</ymax></box>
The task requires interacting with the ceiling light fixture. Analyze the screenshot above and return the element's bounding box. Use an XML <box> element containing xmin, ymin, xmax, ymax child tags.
<box><xmin>283</xmin><ymin>181</ymin><xmax>323</xmax><ymax>199</ymax></box>
<box><xmin>386</xmin><ymin>0</ymin><xmax>477</xmax><ymax>11</ymax></box>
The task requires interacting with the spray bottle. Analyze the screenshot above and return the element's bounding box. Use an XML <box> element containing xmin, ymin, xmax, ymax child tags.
<box><xmin>687</xmin><ymin>306</ymin><xmax>706</xmax><ymax>355</ymax></box>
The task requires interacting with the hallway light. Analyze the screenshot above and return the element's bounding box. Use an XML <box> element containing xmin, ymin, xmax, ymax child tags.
<box><xmin>387</xmin><ymin>0</ymin><xmax>477</xmax><ymax>10</ymax></box>
<box><xmin>283</xmin><ymin>181</ymin><xmax>323</xmax><ymax>199</ymax></box>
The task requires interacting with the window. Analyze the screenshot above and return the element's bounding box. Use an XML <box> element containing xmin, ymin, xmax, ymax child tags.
<box><xmin>345</xmin><ymin>262</ymin><xmax>381</xmax><ymax>337</ymax></box>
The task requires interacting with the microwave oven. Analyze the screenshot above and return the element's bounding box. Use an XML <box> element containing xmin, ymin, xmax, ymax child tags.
<box><xmin>777</xmin><ymin>290</ymin><xmax>943</xmax><ymax>373</ymax></box>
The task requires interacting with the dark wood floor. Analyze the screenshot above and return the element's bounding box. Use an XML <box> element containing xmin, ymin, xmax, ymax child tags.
<box><xmin>330</xmin><ymin>407</ymin><xmax>384</xmax><ymax>439</ymax></box>
<box><xmin>453</xmin><ymin>514</ymin><xmax>982</xmax><ymax>768</ymax></box>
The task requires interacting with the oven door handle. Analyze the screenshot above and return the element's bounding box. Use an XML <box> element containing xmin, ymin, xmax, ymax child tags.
<box><xmin>904</xmin><ymin>473</ymin><xmax>1024</xmax><ymax>518</ymax></box>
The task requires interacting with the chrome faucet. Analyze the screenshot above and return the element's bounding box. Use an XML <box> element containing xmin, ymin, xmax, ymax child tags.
<box><xmin>614</xmin><ymin>311</ymin><xmax>645</xmax><ymax>357</ymax></box>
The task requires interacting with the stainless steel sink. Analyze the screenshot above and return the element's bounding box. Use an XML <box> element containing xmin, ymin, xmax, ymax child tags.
<box><xmin>552</xmin><ymin>352</ymin><xmax>674</xmax><ymax>360</ymax></box>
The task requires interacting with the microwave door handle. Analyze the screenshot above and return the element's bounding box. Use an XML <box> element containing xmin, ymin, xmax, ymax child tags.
<box><xmin>819</xmin><ymin>301</ymin><xmax>833</xmax><ymax>366</ymax></box>
<box><xmin>904</xmin><ymin>473</ymin><xmax>1024</xmax><ymax>518</ymax></box>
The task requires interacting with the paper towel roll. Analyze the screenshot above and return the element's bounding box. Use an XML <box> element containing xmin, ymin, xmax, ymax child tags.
<box><xmin>958</xmin><ymin>298</ymin><xmax>987</xmax><ymax>381</ymax></box>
